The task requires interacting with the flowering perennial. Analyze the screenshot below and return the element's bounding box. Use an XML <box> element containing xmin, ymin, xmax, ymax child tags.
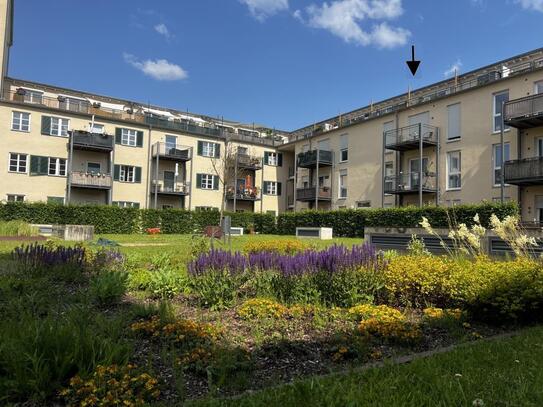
<box><xmin>188</xmin><ymin>243</ymin><xmax>384</xmax><ymax>277</ymax></box>
<box><xmin>12</xmin><ymin>243</ymin><xmax>86</xmax><ymax>268</ymax></box>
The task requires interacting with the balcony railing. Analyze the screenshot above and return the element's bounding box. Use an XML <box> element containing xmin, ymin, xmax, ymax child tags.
<box><xmin>71</xmin><ymin>130</ymin><xmax>114</xmax><ymax>152</ymax></box>
<box><xmin>384</xmin><ymin>124</ymin><xmax>439</xmax><ymax>151</ymax></box>
<box><xmin>504</xmin><ymin>93</ymin><xmax>543</xmax><ymax>129</ymax></box>
<box><xmin>151</xmin><ymin>180</ymin><xmax>191</xmax><ymax>195</ymax></box>
<box><xmin>384</xmin><ymin>173</ymin><xmax>437</xmax><ymax>194</ymax></box>
<box><xmin>237</xmin><ymin>153</ymin><xmax>262</xmax><ymax>170</ymax></box>
<box><xmin>504</xmin><ymin>157</ymin><xmax>543</xmax><ymax>185</ymax></box>
<box><xmin>226</xmin><ymin>186</ymin><xmax>261</xmax><ymax>201</ymax></box>
<box><xmin>296</xmin><ymin>186</ymin><xmax>332</xmax><ymax>201</ymax></box>
<box><xmin>70</xmin><ymin>172</ymin><xmax>112</xmax><ymax>189</ymax></box>
<box><xmin>297</xmin><ymin>150</ymin><xmax>333</xmax><ymax>168</ymax></box>
<box><xmin>152</xmin><ymin>142</ymin><xmax>192</xmax><ymax>161</ymax></box>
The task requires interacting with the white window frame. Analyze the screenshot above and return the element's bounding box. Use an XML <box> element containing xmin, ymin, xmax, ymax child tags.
<box><xmin>48</xmin><ymin>157</ymin><xmax>67</xmax><ymax>177</ymax></box>
<box><xmin>89</xmin><ymin>122</ymin><xmax>104</xmax><ymax>134</ymax></box>
<box><xmin>535</xmin><ymin>80</ymin><xmax>543</xmax><ymax>95</ymax></box>
<box><xmin>446</xmin><ymin>151</ymin><xmax>462</xmax><ymax>190</ymax></box>
<box><xmin>493</xmin><ymin>90</ymin><xmax>509</xmax><ymax>133</ymax></box>
<box><xmin>115</xmin><ymin>201</ymin><xmax>139</xmax><ymax>208</ymax></box>
<box><xmin>121</xmin><ymin>128</ymin><xmax>137</xmax><ymax>146</ymax></box>
<box><xmin>408</xmin><ymin>157</ymin><xmax>429</xmax><ymax>189</ymax></box>
<box><xmin>384</xmin><ymin>161</ymin><xmax>394</xmax><ymax>194</ymax></box>
<box><xmin>493</xmin><ymin>143</ymin><xmax>510</xmax><ymax>187</ymax></box>
<box><xmin>165</xmin><ymin>135</ymin><xmax>177</xmax><ymax>150</ymax></box>
<box><xmin>267</xmin><ymin>152</ymin><xmax>278</xmax><ymax>166</ymax></box>
<box><xmin>339</xmin><ymin>134</ymin><xmax>348</xmax><ymax>162</ymax></box>
<box><xmin>339</xmin><ymin>170</ymin><xmax>348</xmax><ymax>199</ymax></box>
<box><xmin>201</xmin><ymin>174</ymin><xmax>214</xmax><ymax>189</ymax></box>
<box><xmin>50</xmin><ymin>117</ymin><xmax>70</xmax><ymax>137</ymax></box>
<box><xmin>8</xmin><ymin>153</ymin><xmax>28</xmax><ymax>174</ymax></box>
<box><xmin>119</xmin><ymin>165</ymin><xmax>135</xmax><ymax>182</ymax></box>
<box><xmin>266</xmin><ymin>181</ymin><xmax>278</xmax><ymax>195</ymax></box>
<box><xmin>11</xmin><ymin>111</ymin><xmax>30</xmax><ymax>132</ymax></box>
<box><xmin>23</xmin><ymin>89</ymin><xmax>43</xmax><ymax>104</ymax></box>
<box><xmin>7</xmin><ymin>194</ymin><xmax>25</xmax><ymax>202</ymax></box>
<box><xmin>201</xmin><ymin>142</ymin><xmax>216</xmax><ymax>158</ymax></box>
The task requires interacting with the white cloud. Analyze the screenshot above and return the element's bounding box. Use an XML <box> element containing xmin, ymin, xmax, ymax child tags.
<box><xmin>123</xmin><ymin>53</ymin><xmax>188</xmax><ymax>81</ymax></box>
<box><xmin>304</xmin><ymin>0</ymin><xmax>410</xmax><ymax>48</ymax></box>
<box><xmin>515</xmin><ymin>0</ymin><xmax>543</xmax><ymax>12</ymax></box>
<box><xmin>444</xmin><ymin>59</ymin><xmax>462</xmax><ymax>77</ymax></box>
<box><xmin>239</xmin><ymin>0</ymin><xmax>289</xmax><ymax>21</ymax></box>
<box><xmin>154</xmin><ymin>23</ymin><xmax>171</xmax><ymax>39</ymax></box>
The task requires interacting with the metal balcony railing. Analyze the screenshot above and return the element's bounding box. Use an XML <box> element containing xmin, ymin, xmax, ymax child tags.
<box><xmin>504</xmin><ymin>157</ymin><xmax>543</xmax><ymax>185</ymax></box>
<box><xmin>384</xmin><ymin>172</ymin><xmax>437</xmax><ymax>194</ymax></box>
<box><xmin>384</xmin><ymin>124</ymin><xmax>439</xmax><ymax>151</ymax></box>
<box><xmin>226</xmin><ymin>186</ymin><xmax>261</xmax><ymax>201</ymax></box>
<box><xmin>70</xmin><ymin>172</ymin><xmax>112</xmax><ymax>189</ymax></box>
<box><xmin>504</xmin><ymin>93</ymin><xmax>543</xmax><ymax>129</ymax></box>
<box><xmin>297</xmin><ymin>150</ymin><xmax>333</xmax><ymax>168</ymax></box>
<box><xmin>151</xmin><ymin>180</ymin><xmax>191</xmax><ymax>195</ymax></box>
<box><xmin>152</xmin><ymin>142</ymin><xmax>192</xmax><ymax>161</ymax></box>
<box><xmin>71</xmin><ymin>130</ymin><xmax>114</xmax><ymax>151</ymax></box>
<box><xmin>237</xmin><ymin>153</ymin><xmax>262</xmax><ymax>170</ymax></box>
<box><xmin>296</xmin><ymin>186</ymin><xmax>332</xmax><ymax>201</ymax></box>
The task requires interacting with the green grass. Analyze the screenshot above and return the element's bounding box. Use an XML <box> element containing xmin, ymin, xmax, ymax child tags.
<box><xmin>191</xmin><ymin>326</ymin><xmax>543</xmax><ymax>407</ymax></box>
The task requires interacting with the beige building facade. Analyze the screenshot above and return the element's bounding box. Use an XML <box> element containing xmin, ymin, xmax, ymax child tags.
<box><xmin>1</xmin><ymin>0</ymin><xmax>543</xmax><ymax>221</ymax></box>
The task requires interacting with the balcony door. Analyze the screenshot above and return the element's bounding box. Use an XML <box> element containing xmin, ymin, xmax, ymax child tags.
<box><xmin>408</xmin><ymin>112</ymin><xmax>429</xmax><ymax>140</ymax></box>
<box><xmin>165</xmin><ymin>135</ymin><xmax>177</xmax><ymax>151</ymax></box>
<box><xmin>409</xmin><ymin>157</ymin><xmax>428</xmax><ymax>189</ymax></box>
<box><xmin>163</xmin><ymin>171</ymin><xmax>175</xmax><ymax>192</ymax></box>
<box><xmin>87</xmin><ymin>162</ymin><xmax>101</xmax><ymax>174</ymax></box>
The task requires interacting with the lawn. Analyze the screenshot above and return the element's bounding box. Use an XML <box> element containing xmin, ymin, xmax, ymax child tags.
<box><xmin>191</xmin><ymin>326</ymin><xmax>543</xmax><ymax>407</ymax></box>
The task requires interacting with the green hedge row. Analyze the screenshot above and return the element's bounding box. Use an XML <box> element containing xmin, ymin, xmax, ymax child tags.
<box><xmin>0</xmin><ymin>201</ymin><xmax>518</xmax><ymax>237</ymax></box>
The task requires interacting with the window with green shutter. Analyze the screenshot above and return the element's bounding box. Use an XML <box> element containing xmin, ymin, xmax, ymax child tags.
<box><xmin>264</xmin><ymin>151</ymin><xmax>270</xmax><ymax>165</ymax></box>
<box><xmin>213</xmin><ymin>175</ymin><xmax>219</xmax><ymax>190</ymax></box>
<box><xmin>135</xmin><ymin>166</ymin><xmax>142</xmax><ymax>183</ymax></box>
<box><xmin>41</xmin><ymin>116</ymin><xmax>51</xmax><ymax>135</ymax></box>
<box><xmin>136</xmin><ymin>131</ymin><xmax>144</xmax><ymax>147</ymax></box>
<box><xmin>29</xmin><ymin>155</ymin><xmax>48</xmax><ymax>176</ymax></box>
<box><xmin>113</xmin><ymin>165</ymin><xmax>120</xmax><ymax>181</ymax></box>
<box><xmin>196</xmin><ymin>173</ymin><xmax>203</xmax><ymax>188</ymax></box>
<box><xmin>277</xmin><ymin>182</ymin><xmax>282</xmax><ymax>195</ymax></box>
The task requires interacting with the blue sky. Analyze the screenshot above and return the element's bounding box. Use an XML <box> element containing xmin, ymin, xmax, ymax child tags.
<box><xmin>8</xmin><ymin>0</ymin><xmax>543</xmax><ymax>130</ymax></box>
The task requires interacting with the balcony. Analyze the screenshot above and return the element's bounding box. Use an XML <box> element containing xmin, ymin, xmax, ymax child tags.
<box><xmin>384</xmin><ymin>173</ymin><xmax>437</xmax><ymax>195</ymax></box>
<box><xmin>151</xmin><ymin>180</ymin><xmax>190</xmax><ymax>196</ymax></box>
<box><xmin>504</xmin><ymin>94</ymin><xmax>543</xmax><ymax>129</ymax></box>
<box><xmin>504</xmin><ymin>157</ymin><xmax>543</xmax><ymax>185</ymax></box>
<box><xmin>296</xmin><ymin>186</ymin><xmax>332</xmax><ymax>202</ymax></box>
<box><xmin>71</xmin><ymin>130</ymin><xmax>114</xmax><ymax>152</ymax></box>
<box><xmin>152</xmin><ymin>142</ymin><xmax>192</xmax><ymax>161</ymax></box>
<box><xmin>297</xmin><ymin>150</ymin><xmax>333</xmax><ymax>169</ymax></box>
<box><xmin>384</xmin><ymin>124</ymin><xmax>439</xmax><ymax>152</ymax></box>
<box><xmin>70</xmin><ymin>172</ymin><xmax>112</xmax><ymax>189</ymax></box>
<box><xmin>226</xmin><ymin>185</ymin><xmax>261</xmax><ymax>201</ymax></box>
<box><xmin>237</xmin><ymin>154</ymin><xmax>262</xmax><ymax>170</ymax></box>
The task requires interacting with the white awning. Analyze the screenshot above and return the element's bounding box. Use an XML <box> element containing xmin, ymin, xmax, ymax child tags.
<box><xmin>86</xmin><ymin>98</ymin><xmax>126</xmax><ymax>111</ymax></box>
<box><xmin>142</xmin><ymin>107</ymin><xmax>177</xmax><ymax>119</ymax></box>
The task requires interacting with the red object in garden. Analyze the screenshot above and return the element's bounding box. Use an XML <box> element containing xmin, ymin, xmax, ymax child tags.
<box><xmin>204</xmin><ymin>226</ymin><xmax>222</xmax><ymax>239</ymax></box>
<box><xmin>146</xmin><ymin>227</ymin><xmax>161</xmax><ymax>235</ymax></box>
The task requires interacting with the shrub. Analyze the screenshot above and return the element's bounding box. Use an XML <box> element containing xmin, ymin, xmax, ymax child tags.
<box><xmin>60</xmin><ymin>364</ymin><xmax>160</xmax><ymax>406</ymax></box>
<box><xmin>127</xmin><ymin>268</ymin><xmax>153</xmax><ymax>291</ymax></box>
<box><xmin>243</xmin><ymin>239</ymin><xmax>307</xmax><ymax>255</ymax></box>
<box><xmin>89</xmin><ymin>270</ymin><xmax>128</xmax><ymax>306</ymax></box>
<box><xmin>148</xmin><ymin>268</ymin><xmax>188</xmax><ymax>299</ymax></box>
<box><xmin>238</xmin><ymin>298</ymin><xmax>288</xmax><ymax>320</ymax></box>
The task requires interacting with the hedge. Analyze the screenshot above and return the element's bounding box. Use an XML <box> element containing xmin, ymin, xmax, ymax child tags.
<box><xmin>0</xmin><ymin>201</ymin><xmax>518</xmax><ymax>237</ymax></box>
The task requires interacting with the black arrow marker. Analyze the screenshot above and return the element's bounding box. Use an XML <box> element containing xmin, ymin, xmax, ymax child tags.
<box><xmin>406</xmin><ymin>45</ymin><xmax>420</xmax><ymax>76</ymax></box>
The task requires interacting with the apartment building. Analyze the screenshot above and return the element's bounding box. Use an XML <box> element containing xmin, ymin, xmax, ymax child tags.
<box><xmin>1</xmin><ymin>0</ymin><xmax>543</xmax><ymax>222</ymax></box>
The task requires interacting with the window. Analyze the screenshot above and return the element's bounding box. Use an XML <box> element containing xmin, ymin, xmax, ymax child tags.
<box><xmin>47</xmin><ymin>196</ymin><xmax>64</xmax><ymax>205</ymax></box>
<box><xmin>238</xmin><ymin>146</ymin><xmax>248</xmax><ymax>155</ymax></box>
<box><xmin>199</xmin><ymin>141</ymin><xmax>217</xmax><ymax>157</ymax></box>
<box><xmin>340</xmin><ymin>134</ymin><xmax>348</xmax><ymax>162</ymax></box>
<box><xmin>12</xmin><ymin>111</ymin><xmax>30</xmax><ymax>131</ymax></box>
<box><xmin>121</xmin><ymin>128</ymin><xmax>137</xmax><ymax>146</ymax></box>
<box><xmin>264</xmin><ymin>181</ymin><xmax>281</xmax><ymax>196</ymax></box>
<box><xmin>113</xmin><ymin>201</ymin><xmax>140</xmax><ymax>208</ymax></box>
<box><xmin>48</xmin><ymin>157</ymin><xmax>66</xmax><ymax>176</ymax></box>
<box><xmin>9</xmin><ymin>153</ymin><xmax>27</xmax><ymax>173</ymax></box>
<box><xmin>446</xmin><ymin>199</ymin><xmax>462</xmax><ymax>207</ymax></box>
<box><xmin>264</xmin><ymin>151</ymin><xmax>282</xmax><ymax>166</ymax></box>
<box><xmin>535</xmin><ymin>80</ymin><xmax>543</xmax><ymax>94</ymax></box>
<box><xmin>119</xmin><ymin>165</ymin><xmax>135</xmax><ymax>182</ymax></box>
<box><xmin>493</xmin><ymin>91</ymin><xmax>509</xmax><ymax>133</ymax></box>
<box><xmin>7</xmin><ymin>194</ymin><xmax>24</xmax><ymax>202</ymax></box>
<box><xmin>447</xmin><ymin>103</ymin><xmax>461</xmax><ymax>140</ymax></box>
<box><xmin>50</xmin><ymin>117</ymin><xmax>69</xmax><ymax>137</ymax></box>
<box><xmin>384</xmin><ymin>161</ymin><xmax>394</xmax><ymax>193</ymax></box>
<box><xmin>267</xmin><ymin>152</ymin><xmax>277</xmax><ymax>166</ymax></box>
<box><xmin>447</xmin><ymin>151</ymin><xmax>462</xmax><ymax>190</ymax></box>
<box><xmin>87</xmin><ymin>162</ymin><xmax>101</xmax><ymax>174</ymax></box>
<box><xmin>302</xmin><ymin>175</ymin><xmax>309</xmax><ymax>188</ymax></box>
<box><xmin>339</xmin><ymin>169</ymin><xmax>348</xmax><ymax>198</ymax></box>
<box><xmin>90</xmin><ymin>122</ymin><xmax>104</xmax><ymax>134</ymax></box>
<box><xmin>318</xmin><ymin>175</ymin><xmax>330</xmax><ymax>187</ymax></box>
<box><xmin>493</xmin><ymin>143</ymin><xmax>510</xmax><ymax>186</ymax></box>
<box><xmin>200</xmin><ymin>174</ymin><xmax>214</xmax><ymax>189</ymax></box>
<box><xmin>23</xmin><ymin>89</ymin><xmax>43</xmax><ymax>104</ymax></box>
<box><xmin>195</xmin><ymin>206</ymin><xmax>219</xmax><ymax>211</ymax></box>
<box><xmin>165</xmin><ymin>135</ymin><xmax>177</xmax><ymax>150</ymax></box>
<box><xmin>537</xmin><ymin>137</ymin><xmax>543</xmax><ymax>157</ymax></box>
<box><xmin>59</xmin><ymin>96</ymin><xmax>87</xmax><ymax>113</ymax></box>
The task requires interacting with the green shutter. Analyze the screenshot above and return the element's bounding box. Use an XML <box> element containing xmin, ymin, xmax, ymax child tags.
<box><xmin>133</xmin><ymin>202</ymin><xmax>140</xmax><ymax>209</ymax></box>
<box><xmin>263</xmin><ymin>181</ymin><xmax>269</xmax><ymax>194</ymax></box>
<box><xmin>214</xmin><ymin>143</ymin><xmax>221</xmax><ymax>158</ymax></box>
<box><xmin>134</xmin><ymin>166</ymin><xmax>142</xmax><ymax>183</ymax></box>
<box><xmin>115</xmin><ymin>128</ymin><xmax>122</xmax><ymax>144</ymax></box>
<box><xmin>196</xmin><ymin>174</ymin><xmax>202</xmax><ymax>188</ymax></box>
<box><xmin>277</xmin><ymin>182</ymin><xmax>282</xmax><ymax>196</ymax></box>
<box><xmin>136</xmin><ymin>131</ymin><xmax>144</xmax><ymax>147</ymax></box>
<box><xmin>264</xmin><ymin>151</ymin><xmax>270</xmax><ymax>165</ymax></box>
<box><xmin>277</xmin><ymin>153</ymin><xmax>283</xmax><ymax>167</ymax></box>
<box><xmin>113</xmin><ymin>165</ymin><xmax>120</xmax><ymax>181</ymax></box>
<box><xmin>30</xmin><ymin>156</ymin><xmax>47</xmax><ymax>176</ymax></box>
<box><xmin>41</xmin><ymin>116</ymin><xmax>51</xmax><ymax>135</ymax></box>
<box><xmin>197</xmin><ymin>141</ymin><xmax>203</xmax><ymax>156</ymax></box>
<box><xmin>213</xmin><ymin>175</ymin><xmax>219</xmax><ymax>190</ymax></box>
